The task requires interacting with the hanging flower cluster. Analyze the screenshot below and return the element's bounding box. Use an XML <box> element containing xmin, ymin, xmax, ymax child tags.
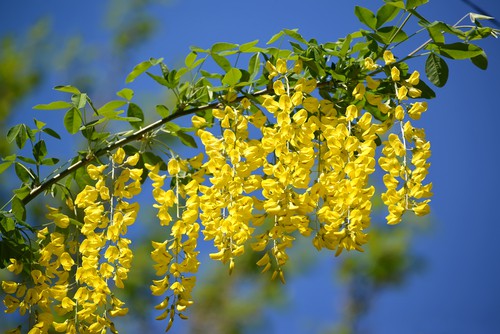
<box><xmin>2</xmin><ymin>149</ymin><xmax>142</xmax><ymax>333</ymax></box>
<box><xmin>194</xmin><ymin>53</ymin><xmax>432</xmax><ymax>278</ymax></box>
<box><xmin>147</xmin><ymin>158</ymin><xmax>201</xmax><ymax>331</ymax></box>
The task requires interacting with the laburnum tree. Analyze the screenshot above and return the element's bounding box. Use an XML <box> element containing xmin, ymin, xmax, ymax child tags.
<box><xmin>1</xmin><ymin>0</ymin><xmax>498</xmax><ymax>333</ymax></box>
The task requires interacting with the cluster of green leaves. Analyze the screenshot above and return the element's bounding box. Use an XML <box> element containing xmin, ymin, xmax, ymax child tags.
<box><xmin>355</xmin><ymin>0</ymin><xmax>495</xmax><ymax>87</ymax></box>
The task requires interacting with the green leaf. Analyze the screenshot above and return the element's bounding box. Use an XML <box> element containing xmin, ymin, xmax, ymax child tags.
<box><xmin>127</xmin><ymin>103</ymin><xmax>144</xmax><ymax>129</ymax></box>
<box><xmin>17</xmin><ymin>156</ymin><xmax>37</xmax><ymax>164</ymax></box>
<box><xmin>425</xmin><ymin>21</ymin><xmax>465</xmax><ymax>41</ymax></box>
<box><xmin>283</xmin><ymin>29</ymin><xmax>308</xmax><ymax>44</ymax></box>
<box><xmin>384</xmin><ymin>1</ymin><xmax>405</xmax><ymax>9</ymax></box>
<box><xmin>33</xmin><ymin>140</ymin><xmax>47</xmax><ymax>162</ymax></box>
<box><xmin>164</xmin><ymin>122</ymin><xmax>181</xmax><ymax>133</ymax></box>
<box><xmin>177</xmin><ymin>132</ymin><xmax>198</xmax><ymax>148</ymax></box>
<box><xmin>14</xmin><ymin>162</ymin><xmax>34</xmax><ymax>183</ymax></box>
<box><xmin>7</xmin><ymin>124</ymin><xmax>30</xmax><ymax>149</ymax></box>
<box><xmin>267</xmin><ymin>31</ymin><xmax>285</xmax><ymax>44</ymax></box>
<box><xmin>339</xmin><ymin>34</ymin><xmax>352</xmax><ymax>57</ymax></box>
<box><xmin>11</xmin><ymin>197</ymin><xmax>26</xmax><ymax>222</ymax></box>
<box><xmin>376</xmin><ymin>4</ymin><xmax>401</xmax><ymax>28</ymax></box>
<box><xmin>156</xmin><ymin>105</ymin><xmax>170</xmax><ymax>118</ymax></box>
<box><xmin>211</xmin><ymin>53</ymin><xmax>232</xmax><ymax>72</ymax></box>
<box><xmin>126</xmin><ymin>57</ymin><xmax>163</xmax><ymax>83</ymax></box>
<box><xmin>2</xmin><ymin>154</ymin><xmax>16</xmax><ymax>162</ymax></box>
<box><xmin>426</xmin><ymin>25</ymin><xmax>445</xmax><ymax>43</ymax></box>
<box><xmin>33</xmin><ymin>118</ymin><xmax>46</xmax><ymax>130</ymax></box>
<box><xmin>406</xmin><ymin>0</ymin><xmax>428</xmax><ymax>9</ymax></box>
<box><xmin>146</xmin><ymin>72</ymin><xmax>170</xmax><ymax>87</ymax></box>
<box><xmin>42</xmin><ymin>127</ymin><xmax>61</xmax><ymax>140</ymax></box>
<box><xmin>64</xmin><ymin>107</ymin><xmax>83</xmax><ymax>134</ymax></box>
<box><xmin>467</xmin><ymin>27</ymin><xmax>494</xmax><ymax>40</ymax></box>
<box><xmin>222</xmin><ymin>68</ymin><xmax>242</xmax><ymax>86</ymax></box>
<box><xmin>54</xmin><ymin>85</ymin><xmax>81</xmax><ymax>94</ymax></box>
<box><xmin>74</xmin><ymin>162</ymin><xmax>92</xmax><ymax>189</ymax></box>
<box><xmin>248</xmin><ymin>53</ymin><xmax>261</xmax><ymax>79</ymax></box>
<box><xmin>0</xmin><ymin>161</ymin><xmax>13</xmax><ymax>174</ymax></box>
<box><xmin>71</xmin><ymin>93</ymin><xmax>87</xmax><ymax>109</ymax></box>
<box><xmin>239</xmin><ymin>40</ymin><xmax>259</xmax><ymax>52</ymax></box>
<box><xmin>33</xmin><ymin>101</ymin><xmax>73</xmax><ymax>110</ymax></box>
<box><xmin>471</xmin><ymin>52</ymin><xmax>488</xmax><ymax>70</ymax></box>
<box><xmin>414</xmin><ymin>79</ymin><xmax>436</xmax><ymax>99</ymax></box>
<box><xmin>435</xmin><ymin>42</ymin><xmax>483</xmax><ymax>60</ymax></box>
<box><xmin>184</xmin><ymin>52</ymin><xmax>198</xmax><ymax>68</ymax></box>
<box><xmin>7</xmin><ymin>124</ymin><xmax>22</xmax><ymax>144</ymax></box>
<box><xmin>190</xmin><ymin>45</ymin><xmax>209</xmax><ymax>53</ymax></box>
<box><xmin>0</xmin><ymin>216</ymin><xmax>16</xmax><ymax>233</ymax></box>
<box><xmin>97</xmin><ymin>100</ymin><xmax>127</xmax><ymax>116</ymax></box>
<box><xmin>12</xmin><ymin>196</ymin><xmax>26</xmax><ymax>221</ymax></box>
<box><xmin>164</xmin><ymin>70</ymin><xmax>179</xmax><ymax>89</ymax></box>
<box><xmin>354</xmin><ymin>6</ymin><xmax>377</xmax><ymax>30</ymax></box>
<box><xmin>117</xmin><ymin>88</ymin><xmax>134</xmax><ymax>101</ymax></box>
<box><xmin>13</xmin><ymin>185</ymin><xmax>30</xmax><ymax>200</ymax></box>
<box><xmin>40</xmin><ymin>158</ymin><xmax>60</xmax><ymax>166</ymax></box>
<box><xmin>211</xmin><ymin>42</ymin><xmax>238</xmax><ymax>53</ymax></box>
<box><xmin>374</xmin><ymin>26</ymin><xmax>408</xmax><ymax>44</ymax></box>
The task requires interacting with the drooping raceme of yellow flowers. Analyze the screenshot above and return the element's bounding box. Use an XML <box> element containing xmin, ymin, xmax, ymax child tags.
<box><xmin>2</xmin><ymin>51</ymin><xmax>432</xmax><ymax>333</ymax></box>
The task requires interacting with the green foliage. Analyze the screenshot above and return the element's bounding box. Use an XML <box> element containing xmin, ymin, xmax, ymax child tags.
<box><xmin>425</xmin><ymin>53</ymin><xmax>449</xmax><ymax>87</ymax></box>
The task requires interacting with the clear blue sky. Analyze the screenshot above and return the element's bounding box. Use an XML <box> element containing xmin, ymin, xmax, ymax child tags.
<box><xmin>1</xmin><ymin>0</ymin><xmax>500</xmax><ymax>333</ymax></box>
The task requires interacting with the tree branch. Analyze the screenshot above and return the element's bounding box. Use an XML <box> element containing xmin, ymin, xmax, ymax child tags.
<box><xmin>21</xmin><ymin>86</ymin><xmax>272</xmax><ymax>206</ymax></box>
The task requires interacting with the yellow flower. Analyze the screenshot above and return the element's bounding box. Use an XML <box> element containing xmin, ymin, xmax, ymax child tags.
<box><xmin>294</xmin><ymin>78</ymin><xmax>316</xmax><ymax>94</ymax></box>
<box><xmin>395</xmin><ymin>105</ymin><xmax>405</xmax><ymax>120</ymax></box>
<box><xmin>366</xmin><ymin>76</ymin><xmax>380</xmax><ymax>89</ymax></box>
<box><xmin>265</xmin><ymin>61</ymin><xmax>278</xmax><ymax>79</ymax></box>
<box><xmin>7</xmin><ymin>258</ymin><xmax>23</xmax><ymax>274</ymax></box>
<box><xmin>86</xmin><ymin>164</ymin><xmax>107</xmax><ymax>180</ymax></box>
<box><xmin>292</xmin><ymin>109</ymin><xmax>308</xmax><ymax>125</ymax></box>
<box><xmin>365</xmin><ymin>92</ymin><xmax>382</xmax><ymax>106</ymax></box>
<box><xmin>113</xmin><ymin>147</ymin><xmax>126</xmax><ymax>164</ymax></box>
<box><xmin>377</xmin><ymin>101</ymin><xmax>391</xmax><ymax>114</ymax></box>
<box><xmin>293</xmin><ymin>59</ymin><xmax>303</xmax><ymax>74</ymax></box>
<box><xmin>407</xmin><ymin>70</ymin><xmax>420</xmax><ymax>85</ymax></box>
<box><xmin>408</xmin><ymin>87</ymin><xmax>422</xmax><ymax>98</ymax></box>
<box><xmin>357</xmin><ymin>112</ymin><xmax>372</xmax><ymax>130</ymax></box>
<box><xmin>397</xmin><ymin>86</ymin><xmax>408</xmax><ymax>101</ymax></box>
<box><xmin>3</xmin><ymin>295</ymin><xmax>20</xmax><ymax>313</ymax></box>
<box><xmin>383</xmin><ymin>50</ymin><xmax>396</xmax><ymax>64</ymax></box>
<box><xmin>303</xmin><ymin>97</ymin><xmax>319</xmax><ymax>112</ymax></box>
<box><xmin>2</xmin><ymin>281</ymin><xmax>18</xmax><ymax>294</ymax></box>
<box><xmin>60</xmin><ymin>252</ymin><xmax>75</xmax><ymax>271</ymax></box>
<box><xmin>391</xmin><ymin>66</ymin><xmax>400</xmax><ymax>81</ymax></box>
<box><xmin>74</xmin><ymin>185</ymin><xmax>98</xmax><ymax>208</ymax></box>
<box><xmin>273</xmin><ymin>80</ymin><xmax>286</xmax><ymax>96</ymax></box>
<box><xmin>352</xmin><ymin>83</ymin><xmax>366</xmax><ymax>100</ymax></box>
<box><xmin>46</xmin><ymin>206</ymin><xmax>70</xmax><ymax>228</ymax></box>
<box><xmin>52</xmin><ymin>320</ymin><xmax>69</xmax><ymax>332</ymax></box>
<box><xmin>125</xmin><ymin>153</ymin><xmax>140</xmax><ymax>166</ymax></box>
<box><xmin>276</xmin><ymin>58</ymin><xmax>287</xmax><ymax>74</ymax></box>
<box><xmin>413</xmin><ymin>201</ymin><xmax>430</xmax><ymax>216</ymax></box>
<box><xmin>241</xmin><ymin>97</ymin><xmax>251</xmax><ymax>109</ymax></box>
<box><xmin>167</xmin><ymin>159</ymin><xmax>180</xmax><ymax>175</ymax></box>
<box><xmin>363</xmin><ymin>57</ymin><xmax>379</xmax><ymax>70</ymax></box>
<box><xmin>345</xmin><ymin>105</ymin><xmax>359</xmax><ymax>121</ymax></box>
<box><xmin>109</xmin><ymin>307</ymin><xmax>129</xmax><ymax>317</ymax></box>
<box><xmin>407</xmin><ymin>102</ymin><xmax>428</xmax><ymax>120</ymax></box>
